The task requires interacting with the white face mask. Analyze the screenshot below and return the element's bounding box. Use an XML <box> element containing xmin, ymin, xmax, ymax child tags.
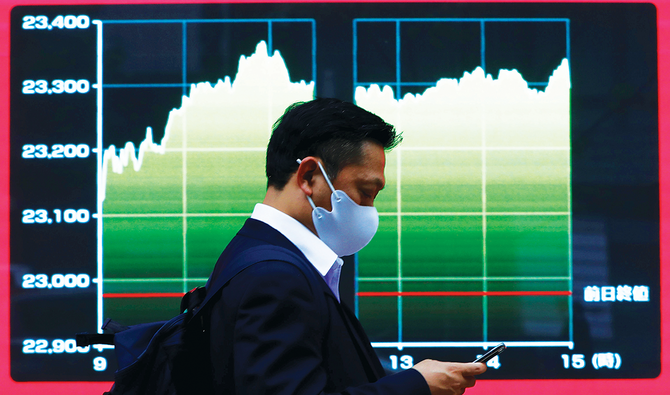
<box><xmin>299</xmin><ymin>159</ymin><xmax>380</xmax><ymax>256</ymax></box>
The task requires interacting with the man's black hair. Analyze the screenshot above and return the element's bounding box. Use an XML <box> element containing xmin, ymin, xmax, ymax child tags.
<box><xmin>266</xmin><ymin>98</ymin><xmax>402</xmax><ymax>189</ymax></box>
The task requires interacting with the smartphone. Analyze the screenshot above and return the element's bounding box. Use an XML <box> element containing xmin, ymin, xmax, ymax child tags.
<box><xmin>473</xmin><ymin>343</ymin><xmax>506</xmax><ymax>363</ymax></box>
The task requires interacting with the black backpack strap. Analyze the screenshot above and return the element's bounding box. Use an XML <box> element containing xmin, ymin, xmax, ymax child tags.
<box><xmin>196</xmin><ymin>245</ymin><xmax>306</xmax><ymax>314</ymax></box>
<box><xmin>76</xmin><ymin>245</ymin><xmax>307</xmax><ymax>348</ymax></box>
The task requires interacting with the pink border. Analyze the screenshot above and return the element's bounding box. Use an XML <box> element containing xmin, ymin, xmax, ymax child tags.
<box><xmin>0</xmin><ymin>1</ymin><xmax>667</xmax><ymax>393</ymax></box>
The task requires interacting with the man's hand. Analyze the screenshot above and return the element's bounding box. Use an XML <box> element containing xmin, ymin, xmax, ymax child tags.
<box><xmin>412</xmin><ymin>359</ymin><xmax>487</xmax><ymax>395</ymax></box>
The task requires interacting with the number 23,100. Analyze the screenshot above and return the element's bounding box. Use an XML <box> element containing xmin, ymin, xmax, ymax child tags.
<box><xmin>22</xmin><ymin>209</ymin><xmax>90</xmax><ymax>224</ymax></box>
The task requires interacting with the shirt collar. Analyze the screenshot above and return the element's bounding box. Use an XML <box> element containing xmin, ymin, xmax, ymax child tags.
<box><xmin>250</xmin><ymin>203</ymin><xmax>339</xmax><ymax>277</ymax></box>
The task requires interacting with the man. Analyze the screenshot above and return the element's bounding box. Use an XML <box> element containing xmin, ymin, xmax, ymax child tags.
<box><xmin>207</xmin><ymin>98</ymin><xmax>486</xmax><ymax>394</ymax></box>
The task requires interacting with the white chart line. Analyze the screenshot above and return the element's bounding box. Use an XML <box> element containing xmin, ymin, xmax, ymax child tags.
<box><xmin>182</xmin><ymin>78</ymin><xmax>189</xmax><ymax>295</ymax></box>
<box><xmin>359</xmin><ymin>276</ymin><xmax>571</xmax><ymax>282</ymax></box>
<box><xmin>94</xmin><ymin>19</ymin><xmax>104</xmax><ymax>335</ymax></box>
<box><xmin>567</xmin><ymin>148</ymin><xmax>574</xmax><ymax>345</ymax></box>
<box><xmin>102</xmin><ymin>213</ymin><xmax>252</xmax><ymax>217</ymax></box>
<box><xmin>400</xmin><ymin>146</ymin><xmax>570</xmax><ymax>151</ymax></box>
<box><xmin>101</xmin><ymin>211</ymin><xmax>570</xmax><ymax>218</ymax></box>
<box><xmin>103</xmin><ymin>276</ymin><xmax>570</xmax><ymax>283</ymax></box>
<box><xmin>105</xmin><ymin>145</ymin><xmax>571</xmax><ymax>155</ymax></box>
<box><xmin>161</xmin><ymin>147</ymin><xmax>267</xmax><ymax>152</ymax></box>
<box><xmin>104</xmin><ymin>277</ymin><xmax>209</xmax><ymax>283</ymax></box>
<box><xmin>139</xmin><ymin>146</ymin><xmax>570</xmax><ymax>152</ymax></box>
<box><xmin>481</xmin><ymin>109</ymin><xmax>489</xmax><ymax>343</ymax></box>
<box><xmin>372</xmin><ymin>341</ymin><xmax>574</xmax><ymax>350</ymax></box>
<box><xmin>381</xmin><ymin>212</ymin><xmax>570</xmax><ymax>216</ymax></box>
<box><xmin>396</xmin><ymin>146</ymin><xmax>403</xmax><ymax>344</ymax></box>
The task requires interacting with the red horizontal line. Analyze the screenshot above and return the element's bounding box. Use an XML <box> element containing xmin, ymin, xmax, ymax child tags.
<box><xmin>357</xmin><ymin>291</ymin><xmax>572</xmax><ymax>297</ymax></box>
<box><xmin>104</xmin><ymin>293</ymin><xmax>185</xmax><ymax>298</ymax></box>
<box><xmin>104</xmin><ymin>291</ymin><xmax>572</xmax><ymax>299</ymax></box>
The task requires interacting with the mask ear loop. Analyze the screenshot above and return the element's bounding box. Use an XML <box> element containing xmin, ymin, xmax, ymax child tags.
<box><xmin>314</xmin><ymin>161</ymin><xmax>338</xmax><ymax>197</ymax></box>
<box><xmin>297</xmin><ymin>159</ymin><xmax>322</xmax><ymax>218</ymax></box>
<box><xmin>297</xmin><ymin>158</ymin><xmax>340</xmax><ymax>205</ymax></box>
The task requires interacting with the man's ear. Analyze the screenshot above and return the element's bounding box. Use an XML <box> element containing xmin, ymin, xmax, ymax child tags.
<box><xmin>296</xmin><ymin>157</ymin><xmax>320</xmax><ymax>196</ymax></box>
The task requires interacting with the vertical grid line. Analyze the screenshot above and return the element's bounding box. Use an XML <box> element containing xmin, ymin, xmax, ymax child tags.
<box><xmin>266</xmin><ymin>22</ymin><xmax>274</xmax><ymax>130</ymax></box>
<box><xmin>394</xmin><ymin>20</ymin><xmax>403</xmax><ymax>345</ymax></box>
<box><xmin>182</xmin><ymin>22</ymin><xmax>187</xmax><ymax>96</ymax></box>
<box><xmin>395</xmin><ymin>20</ymin><xmax>401</xmax><ymax>100</ymax></box>
<box><xmin>481</xmin><ymin>101</ymin><xmax>488</xmax><ymax>344</ymax></box>
<box><xmin>480</xmin><ymin>20</ymin><xmax>486</xmax><ymax>73</ymax></box>
<box><xmin>182</xmin><ymin>160</ymin><xmax>188</xmax><ymax>293</ymax></box>
<box><xmin>397</xmin><ymin>148</ymin><xmax>403</xmax><ymax>346</ymax></box>
<box><xmin>311</xmin><ymin>20</ymin><xmax>317</xmax><ymax>88</ymax></box>
<box><xmin>353</xmin><ymin>21</ymin><xmax>358</xmax><ymax>96</ymax></box>
<box><xmin>354</xmin><ymin>253</ymin><xmax>359</xmax><ymax>317</ymax></box>
<box><xmin>480</xmin><ymin>20</ymin><xmax>489</xmax><ymax>342</ymax></box>
<box><xmin>182</xmin><ymin>23</ymin><xmax>188</xmax><ymax>294</ymax></box>
<box><xmin>567</xmin><ymin>139</ymin><xmax>574</xmax><ymax>348</ymax></box>
<box><xmin>566</xmin><ymin>19</ymin><xmax>574</xmax><ymax>348</ymax></box>
<box><xmin>566</xmin><ymin>20</ymin><xmax>571</xmax><ymax>67</ymax></box>
<box><xmin>94</xmin><ymin>19</ymin><xmax>104</xmax><ymax>333</ymax></box>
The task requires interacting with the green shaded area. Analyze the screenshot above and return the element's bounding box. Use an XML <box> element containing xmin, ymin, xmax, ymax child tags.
<box><xmin>102</xmin><ymin>128</ymin><xmax>572</xmax><ymax>341</ymax></box>
<box><xmin>357</xmin><ymin>297</ymin><xmax>398</xmax><ymax>342</ymax></box>
<box><xmin>104</xmin><ymin>298</ymin><xmax>182</xmax><ymax>326</ymax></box>
<box><xmin>487</xmin><ymin>296</ymin><xmax>570</xmax><ymax>341</ymax></box>
<box><xmin>186</xmin><ymin>151</ymin><xmax>266</xmax><ymax>213</ymax></box>
<box><xmin>103</xmin><ymin>280</ymin><xmax>186</xmax><ymax>294</ymax></box>
<box><xmin>486</xmin><ymin>150</ymin><xmax>569</xmax><ymax>212</ymax></box>
<box><xmin>104</xmin><ymin>217</ymin><xmax>183</xmax><ymax>279</ymax></box>
<box><xmin>104</xmin><ymin>152</ymin><xmax>183</xmax><ymax>214</ymax></box>
<box><xmin>486</xmin><ymin>215</ymin><xmax>570</xmax><ymax>277</ymax></box>
<box><xmin>403</xmin><ymin>296</ymin><xmax>483</xmax><ymax>342</ymax></box>
<box><xmin>402</xmin><ymin>216</ymin><xmax>483</xmax><ymax>278</ymax></box>
<box><xmin>401</xmin><ymin>150</ymin><xmax>482</xmax><ymax>212</ymax></box>
<box><xmin>374</xmin><ymin>149</ymin><xmax>398</xmax><ymax>213</ymax></box>
<box><xmin>487</xmin><ymin>280</ymin><xmax>570</xmax><ymax>292</ymax></box>
<box><xmin>186</xmin><ymin>216</ymin><xmax>247</xmax><ymax>279</ymax></box>
<box><xmin>358</xmin><ymin>216</ymin><xmax>398</xmax><ymax>278</ymax></box>
<box><xmin>358</xmin><ymin>281</ymin><xmax>397</xmax><ymax>293</ymax></box>
<box><xmin>403</xmin><ymin>280</ymin><xmax>483</xmax><ymax>293</ymax></box>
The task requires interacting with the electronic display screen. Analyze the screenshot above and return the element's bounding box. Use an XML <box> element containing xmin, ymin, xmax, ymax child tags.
<box><xmin>2</xmin><ymin>1</ymin><xmax>667</xmax><ymax>394</ymax></box>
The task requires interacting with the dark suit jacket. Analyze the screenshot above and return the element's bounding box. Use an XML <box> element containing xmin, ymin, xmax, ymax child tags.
<box><xmin>207</xmin><ymin>218</ymin><xmax>430</xmax><ymax>394</ymax></box>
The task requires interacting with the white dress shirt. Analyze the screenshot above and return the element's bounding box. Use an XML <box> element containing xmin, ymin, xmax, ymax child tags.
<box><xmin>250</xmin><ymin>203</ymin><xmax>344</xmax><ymax>301</ymax></box>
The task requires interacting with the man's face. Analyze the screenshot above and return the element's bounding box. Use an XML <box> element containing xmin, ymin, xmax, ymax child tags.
<box><xmin>312</xmin><ymin>141</ymin><xmax>386</xmax><ymax>210</ymax></box>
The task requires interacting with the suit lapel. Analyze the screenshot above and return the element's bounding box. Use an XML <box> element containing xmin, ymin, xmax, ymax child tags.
<box><xmin>336</xmin><ymin>297</ymin><xmax>386</xmax><ymax>380</ymax></box>
<box><xmin>241</xmin><ymin>219</ymin><xmax>385</xmax><ymax>380</ymax></box>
